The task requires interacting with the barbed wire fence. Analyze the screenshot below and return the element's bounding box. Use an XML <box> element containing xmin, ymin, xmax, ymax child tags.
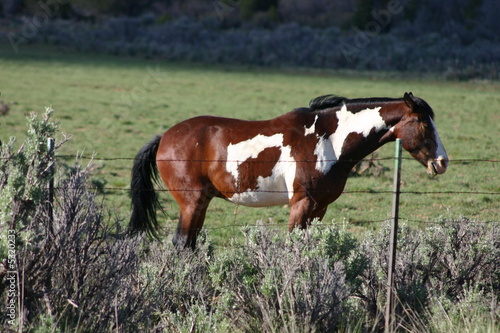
<box><xmin>45</xmin><ymin>151</ymin><xmax>500</xmax><ymax>228</ymax></box>
<box><xmin>3</xmin><ymin>141</ymin><xmax>497</xmax><ymax>227</ymax></box>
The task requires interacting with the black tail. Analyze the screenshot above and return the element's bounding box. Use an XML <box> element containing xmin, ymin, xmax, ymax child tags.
<box><xmin>129</xmin><ymin>135</ymin><xmax>162</xmax><ymax>239</ymax></box>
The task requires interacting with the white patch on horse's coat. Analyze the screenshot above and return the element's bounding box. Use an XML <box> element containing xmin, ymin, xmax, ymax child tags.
<box><xmin>429</xmin><ymin>118</ymin><xmax>448</xmax><ymax>162</ymax></box>
<box><xmin>226</xmin><ymin>134</ymin><xmax>296</xmax><ymax>207</ymax></box>
<box><xmin>304</xmin><ymin>115</ymin><xmax>318</xmax><ymax>136</ymax></box>
<box><xmin>313</xmin><ymin>134</ymin><xmax>336</xmax><ymax>174</ymax></box>
<box><xmin>314</xmin><ymin>105</ymin><xmax>389</xmax><ymax>174</ymax></box>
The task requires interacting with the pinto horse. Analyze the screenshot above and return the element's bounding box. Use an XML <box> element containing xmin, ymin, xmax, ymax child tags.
<box><xmin>129</xmin><ymin>92</ymin><xmax>448</xmax><ymax>249</ymax></box>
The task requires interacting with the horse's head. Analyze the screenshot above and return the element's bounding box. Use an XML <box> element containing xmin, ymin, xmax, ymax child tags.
<box><xmin>387</xmin><ymin>92</ymin><xmax>448</xmax><ymax>175</ymax></box>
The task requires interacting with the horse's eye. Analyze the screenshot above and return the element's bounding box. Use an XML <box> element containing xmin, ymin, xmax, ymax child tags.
<box><xmin>423</xmin><ymin>138</ymin><xmax>437</xmax><ymax>151</ymax></box>
<box><xmin>410</xmin><ymin>148</ymin><xmax>420</xmax><ymax>155</ymax></box>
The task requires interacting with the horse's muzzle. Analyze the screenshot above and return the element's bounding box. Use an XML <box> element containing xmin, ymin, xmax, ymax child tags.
<box><xmin>427</xmin><ymin>156</ymin><xmax>448</xmax><ymax>175</ymax></box>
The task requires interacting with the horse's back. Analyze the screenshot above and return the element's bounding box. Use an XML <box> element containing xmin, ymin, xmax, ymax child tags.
<box><xmin>160</xmin><ymin>113</ymin><xmax>296</xmax><ymax>149</ymax></box>
<box><xmin>156</xmin><ymin>115</ymin><xmax>262</xmax><ymax>178</ymax></box>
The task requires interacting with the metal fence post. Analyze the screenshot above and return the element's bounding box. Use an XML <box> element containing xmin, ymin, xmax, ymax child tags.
<box><xmin>385</xmin><ymin>138</ymin><xmax>402</xmax><ymax>333</ymax></box>
<box><xmin>47</xmin><ymin>138</ymin><xmax>55</xmax><ymax>233</ymax></box>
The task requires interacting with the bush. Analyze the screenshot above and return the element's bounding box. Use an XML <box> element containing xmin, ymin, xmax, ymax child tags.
<box><xmin>124</xmin><ymin>223</ymin><xmax>364</xmax><ymax>332</ymax></box>
<box><xmin>0</xmin><ymin>108</ymin><xmax>58</xmax><ymax>252</ymax></box>
<box><xmin>208</xmin><ymin>223</ymin><xmax>363</xmax><ymax>332</ymax></box>
<box><xmin>360</xmin><ymin>219</ymin><xmax>499</xmax><ymax>330</ymax></box>
<box><xmin>19</xmin><ymin>165</ymin><xmax>142</xmax><ymax>332</ymax></box>
<box><xmin>0</xmin><ymin>110</ymin><xmax>141</xmax><ymax>332</ymax></box>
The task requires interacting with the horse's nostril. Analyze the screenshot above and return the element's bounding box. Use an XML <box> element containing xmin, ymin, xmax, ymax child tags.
<box><xmin>438</xmin><ymin>157</ymin><xmax>448</xmax><ymax>169</ymax></box>
<box><xmin>431</xmin><ymin>156</ymin><xmax>449</xmax><ymax>174</ymax></box>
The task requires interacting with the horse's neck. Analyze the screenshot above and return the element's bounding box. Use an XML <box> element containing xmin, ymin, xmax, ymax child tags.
<box><xmin>329</xmin><ymin>103</ymin><xmax>406</xmax><ymax>163</ymax></box>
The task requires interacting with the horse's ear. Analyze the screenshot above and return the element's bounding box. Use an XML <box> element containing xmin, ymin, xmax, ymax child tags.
<box><xmin>404</xmin><ymin>92</ymin><xmax>416</xmax><ymax>109</ymax></box>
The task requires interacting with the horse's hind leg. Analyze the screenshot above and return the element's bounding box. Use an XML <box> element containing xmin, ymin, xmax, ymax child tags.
<box><xmin>171</xmin><ymin>189</ymin><xmax>211</xmax><ymax>250</ymax></box>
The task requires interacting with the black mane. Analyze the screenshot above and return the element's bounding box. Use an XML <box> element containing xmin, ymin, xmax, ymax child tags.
<box><xmin>304</xmin><ymin>94</ymin><xmax>435</xmax><ymax>119</ymax></box>
<box><xmin>308</xmin><ymin>95</ymin><xmax>347</xmax><ymax>110</ymax></box>
<box><xmin>308</xmin><ymin>94</ymin><xmax>401</xmax><ymax>111</ymax></box>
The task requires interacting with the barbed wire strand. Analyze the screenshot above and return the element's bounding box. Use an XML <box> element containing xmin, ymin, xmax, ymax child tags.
<box><xmin>54</xmin><ymin>186</ymin><xmax>500</xmax><ymax>196</ymax></box>
<box><xmin>144</xmin><ymin>218</ymin><xmax>499</xmax><ymax>232</ymax></box>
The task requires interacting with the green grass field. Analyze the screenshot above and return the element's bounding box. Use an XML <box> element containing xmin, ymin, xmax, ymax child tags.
<box><xmin>1</xmin><ymin>45</ymin><xmax>499</xmax><ymax>244</ymax></box>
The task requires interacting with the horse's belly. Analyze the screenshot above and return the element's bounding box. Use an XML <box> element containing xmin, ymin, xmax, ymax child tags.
<box><xmin>226</xmin><ymin>188</ymin><xmax>290</xmax><ymax>207</ymax></box>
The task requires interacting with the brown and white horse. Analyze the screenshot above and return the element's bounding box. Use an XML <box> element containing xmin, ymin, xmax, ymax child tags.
<box><xmin>129</xmin><ymin>92</ymin><xmax>448</xmax><ymax>249</ymax></box>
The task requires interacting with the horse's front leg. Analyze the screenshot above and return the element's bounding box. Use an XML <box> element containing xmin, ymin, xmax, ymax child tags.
<box><xmin>287</xmin><ymin>195</ymin><xmax>318</xmax><ymax>231</ymax></box>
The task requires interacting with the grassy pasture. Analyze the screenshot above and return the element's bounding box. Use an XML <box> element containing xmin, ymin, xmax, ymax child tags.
<box><xmin>0</xmin><ymin>45</ymin><xmax>498</xmax><ymax>245</ymax></box>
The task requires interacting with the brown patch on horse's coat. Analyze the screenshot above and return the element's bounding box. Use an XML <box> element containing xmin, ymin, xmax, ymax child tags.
<box><xmin>236</xmin><ymin>146</ymin><xmax>281</xmax><ymax>192</ymax></box>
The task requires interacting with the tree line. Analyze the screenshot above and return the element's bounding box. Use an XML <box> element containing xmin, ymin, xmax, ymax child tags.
<box><xmin>2</xmin><ymin>0</ymin><xmax>499</xmax><ymax>38</ymax></box>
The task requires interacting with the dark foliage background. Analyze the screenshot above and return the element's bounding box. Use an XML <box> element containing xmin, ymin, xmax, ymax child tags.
<box><xmin>2</xmin><ymin>0</ymin><xmax>499</xmax><ymax>79</ymax></box>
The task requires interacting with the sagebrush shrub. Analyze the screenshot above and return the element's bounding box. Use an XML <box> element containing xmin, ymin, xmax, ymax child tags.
<box><xmin>0</xmin><ymin>110</ymin><xmax>141</xmax><ymax>332</ymax></box>
<box><xmin>207</xmin><ymin>223</ymin><xmax>363</xmax><ymax>332</ymax></box>
<box><xmin>359</xmin><ymin>219</ymin><xmax>499</xmax><ymax>330</ymax></box>
<box><xmin>0</xmin><ymin>108</ymin><xmax>58</xmax><ymax>258</ymax></box>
